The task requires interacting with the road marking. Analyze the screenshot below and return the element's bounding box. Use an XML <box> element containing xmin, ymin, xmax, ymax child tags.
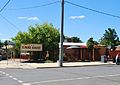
<box><xmin>5</xmin><ymin>73</ymin><xmax>9</xmax><ymax>76</ymax></box>
<box><xmin>30</xmin><ymin>74</ymin><xmax>120</xmax><ymax>84</ymax></box>
<box><xmin>9</xmin><ymin>75</ymin><xmax>13</xmax><ymax>78</ymax></box>
<box><xmin>18</xmin><ymin>80</ymin><xmax>23</xmax><ymax>83</ymax></box>
<box><xmin>13</xmin><ymin>77</ymin><xmax>18</xmax><ymax>80</ymax></box>
<box><xmin>23</xmin><ymin>83</ymin><xmax>31</xmax><ymax>85</ymax></box>
<box><xmin>0</xmin><ymin>71</ymin><xmax>24</xmax><ymax>84</ymax></box>
<box><xmin>2</xmin><ymin>72</ymin><xmax>5</xmax><ymax>74</ymax></box>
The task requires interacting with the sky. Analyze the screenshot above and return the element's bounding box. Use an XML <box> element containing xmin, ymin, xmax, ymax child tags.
<box><xmin>0</xmin><ymin>0</ymin><xmax>120</xmax><ymax>43</ymax></box>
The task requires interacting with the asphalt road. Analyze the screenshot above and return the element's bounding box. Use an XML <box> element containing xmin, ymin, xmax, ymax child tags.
<box><xmin>0</xmin><ymin>65</ymin><xmax>120</xmax><ymax>85</ymax></box>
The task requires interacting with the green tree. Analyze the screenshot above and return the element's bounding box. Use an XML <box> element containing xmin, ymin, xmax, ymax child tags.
<box><xmin>99</xmin><ymin>28</ymin><xmax>119</xmax><ymax>50</ymax></box>
<box><xmin>0</xmin><ymin>40</ymin><xmax>3</xmax><ymax>48</ymax></box>
<box><xmin>87</xmin><ymin>38</ymin><xmax>94</xmax><ymax>50</ymax></box>
<box><xmin>65</xmin><ymin>36</ymin><xmax>83</xmax><ymax>43</ymax></box>
<box><xmin>87</xmin><ymin>37</ymin><xmax>94</xmax><ymax>61</ymax></box>
<box><xmin>71</xmin><ymin>37</ymin><xmax>83</xmax><ymax>42</ymax></box>
<box><xmin>12</xmin><ymin>32</ymin><xmax>30</xmax><ymax>57</ymax></box>
<box><xmin>12</xmin><ymin>23</ymin><xmax>60</xmax><ymax>61</ymax></box>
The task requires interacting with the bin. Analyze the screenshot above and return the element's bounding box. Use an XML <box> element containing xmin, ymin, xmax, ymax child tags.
<box><xmin>101</xmin><ymin>55</ymin><xmax>107</xmax><ymax>63</ymax></box>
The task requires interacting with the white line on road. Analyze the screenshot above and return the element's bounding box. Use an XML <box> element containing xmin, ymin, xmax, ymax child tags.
<box><xmin>30</xmin><ymin>74</ymin><xmax>120</xmax><ymax>84</ymax></box>
<box><xmin>9</xmin><ymin>75</ymin><xmax>13</xmax><ymax>78</ymax></box>
<box><xmin>0</xmin><ymin>71</ymin><xmax>24</xmax><ymax>85</ymax></box>
<box><xmin>2</xmin><ymin>72</ymin><xmax>5</xmax><ymax>74</ymax></box>
<box><xmin>13</xmin><ymin>77</ymin><xmax>18</xmax><ymax>80</ymax></box>
<box><xmin>5</xmin><ymin>73</ymin><xmax>9</xmax><ymax>76</ymax></box>
<box><xmin>23</xmin><ymin>83</ymin><xmax>31</xmax><ymax>85</ymax></box>
<box><xmin>18</xmin><ymin>80</ymin><xmax>23</xmax><ymax>83</ymax></box>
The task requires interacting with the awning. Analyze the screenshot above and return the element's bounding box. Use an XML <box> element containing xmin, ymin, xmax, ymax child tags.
<box><xmin>66</xmin><ymin>45</ymin><xmax>80</xmax><ymax>49</ymax></box>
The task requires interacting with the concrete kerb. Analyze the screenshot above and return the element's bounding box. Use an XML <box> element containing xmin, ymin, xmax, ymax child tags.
<box><xmin>0</xmin><ymin>60</ymin><xmax>116</xmax><ymax>69</ymax></box>
<box><xmin>26</xmin><ymin>62</ymin><xmax>116</xmax><ymax>69</ymax></box>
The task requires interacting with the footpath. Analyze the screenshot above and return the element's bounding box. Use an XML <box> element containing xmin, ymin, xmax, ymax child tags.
<box><xmin>0</xmin><ymin>59</ymin><xmax>115</xmax><ymax>69</ymax></box>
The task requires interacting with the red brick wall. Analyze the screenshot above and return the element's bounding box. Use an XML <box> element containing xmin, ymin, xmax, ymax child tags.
<box><xmin>64</xmin><ymin>45</ymin><xmax>107</xmax><ymax>62</ymax></box>
<box><xmin>109</xmin><ymin>51</ymin><xmax>120</xmax><ymax>58</ymax></box>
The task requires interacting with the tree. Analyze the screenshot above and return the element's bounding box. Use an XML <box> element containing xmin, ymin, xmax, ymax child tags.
<box><xmin>71</xmin><ymin>37</ymin><xmax>83</xmax><ymax>43</ymax></box>
<box><xmin>87</xmin><ymin>37</ymin><xmax>94</xmax><ymax>61</ymax></box>
<box><xmin>0</xmin><ymin>40</ymin><xmax>3</xmax><ymax>48</ymax></box>
<box><xmin>65</xmin><ymin>36</ymin><xmax>83</xmax><ymax>43</ymax></box>
<box><xmin>12</xmin><ymin>23</ymin><xmax>60</xmax><ymax>61</ymax></box>
<box><xmin>94</xmin><ymin>41</ymin><xmax>99</xmax><ymax>45</ymax></box>
<box><xmin>87</xmin><ymin>37</ymin><xmax>94</xmax><ymax>50</ymax></box>
<box><xmin>11</xmin><ymin>32</ymin><xmax>31</xmax><ymax>57</ymax></box>
<box><xmin>99</xmin><ymin>28</ymin><xmax>119</xmax><ymax>50</ymax></box>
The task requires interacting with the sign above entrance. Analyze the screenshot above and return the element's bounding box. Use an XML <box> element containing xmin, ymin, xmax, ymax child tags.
<box><xmin>21</xmin><ymin>44</ymin><xmax>42</xmax><ymax>51</ymax></box>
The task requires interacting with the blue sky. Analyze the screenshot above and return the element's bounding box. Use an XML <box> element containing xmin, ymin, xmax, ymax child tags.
<box><xmin>0</xmin><ymin>0</ymin><xmax>120</xmax><ymax>43</ymax></box>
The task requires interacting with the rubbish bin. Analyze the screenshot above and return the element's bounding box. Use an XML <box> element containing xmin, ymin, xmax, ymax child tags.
<box><xmin>101</xmin><ymin>55</ymin><xmax>104</xmax><ymax>62</ymax></box>
<box><xmin>101</xmin><ymin>55</ymin><xmax>107</xmax><ymax>63</ymax></box>
<box><xmin>104</xmin><ymin>55</ymin><xmax>108</xmax><ymax>63</ymax></box>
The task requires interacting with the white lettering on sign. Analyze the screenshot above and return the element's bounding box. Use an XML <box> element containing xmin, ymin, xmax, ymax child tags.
<box><xmin>21</xmin><ymin>44</ymin><xmax>42</xmax><ymax>51</ymax></box>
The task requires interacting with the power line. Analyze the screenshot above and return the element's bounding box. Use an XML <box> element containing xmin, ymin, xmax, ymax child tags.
<box><xmin>0</xmin><ymin>0</ymin><xmax>18</xmax><ymax>39</ymax></box>
<box><xmin>65</xmin><ymin>1</ymin><xmax>120</xmax><ymax>19</ymax></box>
<box><xmin>0</xmin><ymin>0</ymin><xmax>20</xmax><ymax>32</ymax></box>
<box><xmin>0</xmin><ymin>0</ymin><xmax>11</xmax><ymax>12</ymax></box>
<box><xmin>0</xmin><ymin>14</ymin><xmax>18</xmax><ymax>38</ymax></box>
<box><xmin>0</xmin><ymin>14</ymin><xmax>20</xmax><ymax>31</ymax></box>
<box><xmin>8</xmin><ymin>1</ymin><xmax>60</xmax><ymax>10</ymax></box>
<box><xmin>0</xmin><ymin>1</ymin><xmax>60</xmax><ymax>33</ymax></box>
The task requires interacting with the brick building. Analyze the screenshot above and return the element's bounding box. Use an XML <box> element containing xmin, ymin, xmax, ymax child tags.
<box><xmin>63</xmin><ymin>42</ymin><xmax>107</xmax><ymax>62</ymax></box>
<box><xmin>109</xmin><ymin>45</ymin><xmax>120</xmax><ymax>60</ymax></box>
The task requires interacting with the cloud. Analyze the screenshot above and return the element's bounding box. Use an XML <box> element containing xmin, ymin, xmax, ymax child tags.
<box><xmin>70</xmin><ymin>15</ymin><xmax>85</xmax><ymax>19</ymax></box>
<box><xmin>27</xmin><ymin>17</ymin><xmax>39</xmax><ymax>20</ymax></box>
<box><xmin>18</xmin><ymin>16</ymin><xmax>27</xmax><ymax>19</ymax></box>
<box><xmin>18</xmin><ymin>16</ymin><xmax>39</xmax><ymax>20</ymax></box>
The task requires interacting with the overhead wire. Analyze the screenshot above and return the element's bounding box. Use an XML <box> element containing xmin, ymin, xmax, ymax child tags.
<box><xmin>8</xmin><ymin>1</ymin><xmax>60</xmax><ymax>10</ymax></box>
<box><xmin>0</xmin><ymin>14</ymin><xmax>20</xmax><ymax>31</ymax></box>
<box><xmin>0</xmin><ymin>0</ymin><xmax>20</xmax><ymax>33</ymax></box>
<box><xmin>3</xmin><ymin>0</ymin><xmax>120</xmax><ymax>31</ymax></box>
<box><xmin>0</xmin><ymin>0</ymin><xmax>16</xmax><ymax>38</ymax></box>
<box><xmin>0</xmin><ymin>0</ymin><xmax>60</xmax><ymax>32</ymax></box>
<box><xmin>65</xmin><ymin>1</ymin><xmax>120</xmax><ymax>19</ymax></box>
<box><xmin>0</xmin><ymin>0</ymin><xmax>10</xmax><ymax>12</ymax></box>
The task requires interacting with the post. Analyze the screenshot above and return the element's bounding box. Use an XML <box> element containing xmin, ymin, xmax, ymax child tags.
<box><xmin>4</xmin><ymin>40</ymin><xmax>8</xmax><ymax>65</ymax></box>
<box><xmin>92</xmin><ymin>48</ymin><xmax>95</xmax><ymax>61</ymax></box>
<box><xmin>5</xmin><ymin>46</ymin><xmax>8</xmax><ymax>65</ymax></box>
<box><xmin>59</xmin><ymin>0</ymin><xmax>64</xmax><ymax>67</ymax></box>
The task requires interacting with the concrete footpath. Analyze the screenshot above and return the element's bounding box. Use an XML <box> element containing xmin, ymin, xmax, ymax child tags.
<box><xmin>0</xmin><ymin>59</ymin><xmax>115</xmax><ymax>69</ymax></box>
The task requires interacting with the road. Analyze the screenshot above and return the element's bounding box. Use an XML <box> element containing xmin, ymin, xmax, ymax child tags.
<box><xmin>0</xmin><ymin>65</ymin><xmax>120</xmax><ymax>85</ymax></box>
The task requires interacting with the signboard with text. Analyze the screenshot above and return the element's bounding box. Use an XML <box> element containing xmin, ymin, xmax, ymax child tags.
<box><xmin>21</xmin><ymin>44</ymin><xmax>42</xmax><ymax>51</ymax></box>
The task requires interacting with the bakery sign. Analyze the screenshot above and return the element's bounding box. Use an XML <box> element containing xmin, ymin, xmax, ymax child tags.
<box><xmin>21</xmin><ymin>44</ymin><xmax>42</xmax><ymax>51</ymax></box>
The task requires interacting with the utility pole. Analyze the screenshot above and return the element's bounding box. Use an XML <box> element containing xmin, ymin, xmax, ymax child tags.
<box><xmin>59</xmin><ymin>0</ymin><xmax>64</xmax><ymax>67</ymax></box>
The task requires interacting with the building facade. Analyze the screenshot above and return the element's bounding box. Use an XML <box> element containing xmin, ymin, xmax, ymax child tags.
<box><xmin>63</xmin><ymin>42</ymin><xmax>107</xmax><ymax>62</ymax></box>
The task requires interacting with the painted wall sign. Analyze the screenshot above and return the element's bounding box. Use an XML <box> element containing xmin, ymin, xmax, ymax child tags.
<box><xmin>21</xmin><ymin>44</ymin><xmax>42</xmax><ymax>51</ymax></box>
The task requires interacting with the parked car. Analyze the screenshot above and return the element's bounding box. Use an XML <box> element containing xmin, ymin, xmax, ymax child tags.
<box><xmin>2</xmin><ymin>54</ymin><xmax>7</xmax><ymax>60</ymax></box>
